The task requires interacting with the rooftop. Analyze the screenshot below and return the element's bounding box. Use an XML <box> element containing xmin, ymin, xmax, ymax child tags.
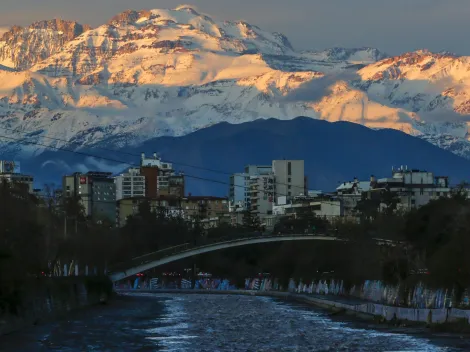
<box><xmin>336</xmin><ymin>181</ymin><xmax>371</xmax><ymax>192</ymax></box>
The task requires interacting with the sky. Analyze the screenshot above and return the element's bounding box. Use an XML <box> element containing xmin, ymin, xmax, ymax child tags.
<box><xmin>1</xmin><ymin>0</ymin><xmax>470</xmax><ymax>55</ymax></box>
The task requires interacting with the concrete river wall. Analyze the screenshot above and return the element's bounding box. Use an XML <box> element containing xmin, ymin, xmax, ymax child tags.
<box><xmin>0</xmin><ymin>277</ymin><xmax>112</xmax><ymax>336</ymax></box>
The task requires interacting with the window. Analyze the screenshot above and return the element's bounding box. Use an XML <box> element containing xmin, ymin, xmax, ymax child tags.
<box><xmin>288</xmin><ymin>178</ymin><xmax>291</xmax><ymax>183</ymax></box>
<box><xmin>288</xmin><ymin>162</ymin><xmax>292</xmax><ymax>176</ymax></box>
<box><xmin>288</xmin><ymin>185</ymin><xmax>291</xmax><ymax>190</ymax></box>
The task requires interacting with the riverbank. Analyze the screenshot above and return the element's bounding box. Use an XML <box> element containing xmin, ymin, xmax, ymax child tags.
<box><xmin>116</xmin><ymin>288</ymin><xmax>470</xmax><ymax>334</ymax></box>
<box><xmin>0</xmin><ymin>277</ymin><xmax>113</xmax><ymax>336</ymax></box>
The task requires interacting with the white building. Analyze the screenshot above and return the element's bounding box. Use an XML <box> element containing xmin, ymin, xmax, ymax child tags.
<box><xmin>249</xmin><ymin>174</ymin><xmax>275</xmax><ymax>218</ymax></box>
<box><xmin>336</xmin><ymin>177</ymin><xmax>372</xmax><ymax>216</ymax></box>
<box><xmin>229</xmin><ymin>164</ymin><xmax>272</xmax><ymax>210</ymax></box>
<box><xmin>373</xmin><ymin>167</ymin><xmax>450</xmax><ymax>210</ymax></box>
<box><xmin>273</xmin><ymin>199</ymin><xmax>341</xmax><ymax>219</ymax></box>
<box><xmin>115</xmin><ymin>168</ymin><xmax>145</xmax><ymax>201</ymax></box>
<box><xmin>272</xmin><ymin>160</ymin><xmax>305</xmax><ymax>203</ymax></box>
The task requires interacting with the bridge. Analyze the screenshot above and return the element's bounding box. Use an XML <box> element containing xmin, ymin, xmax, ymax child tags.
<box><xmin>108</xmin><ymin>233</ymin><xmax>343</xmax><ymax>282</ymax></box>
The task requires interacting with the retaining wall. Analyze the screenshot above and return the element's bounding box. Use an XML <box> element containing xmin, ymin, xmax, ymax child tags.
<box><xmin>0</xmin><ymin>277</ymin><xmax>112</xmax><ymax>336</ymax></box>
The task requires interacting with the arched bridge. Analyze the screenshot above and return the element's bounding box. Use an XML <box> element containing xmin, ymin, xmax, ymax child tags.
<box><xmin>108</xmin><ymin>233</ymin><xmax>343</xmax><ymax>282</ymax></box>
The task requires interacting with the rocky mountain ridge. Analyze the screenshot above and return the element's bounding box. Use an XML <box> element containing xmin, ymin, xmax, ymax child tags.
<box><xmin>0</xmin><ymin>19</ymin><xmax>91</xmax><ymax>70</ymax></box>
<box><xmin>0</xmin><ymin>6</ymin><xmax>470</xmax><ymax>161</ymax></box>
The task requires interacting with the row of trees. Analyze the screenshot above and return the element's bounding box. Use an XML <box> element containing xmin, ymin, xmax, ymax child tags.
<box><xmin>174</xmin><ymin>189</ymin><xmax>470</xmax><ymax>295</ymax></box>
<box><xmin>343</xmin><ymin>188</ymin><xmax>470</xmax><ymax>291</ymax></box>
<box><xmin>2</xmin><ymin>179</ymin><xmax>470</xmax><ymax>299</ymax></box>
<box><xmin>0</xmin><ymin>181</ymin><xmax>265</xmax><ymax>286</ymax></box>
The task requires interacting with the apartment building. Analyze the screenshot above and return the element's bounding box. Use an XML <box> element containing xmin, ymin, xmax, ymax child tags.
<box><xmin>336</xmin><ymin>177</ymin><xmax>372</xmax><ymax>216</ymax></box>
<box><xmin>371</xmin><ymin>166</ymin><xmax>450</xmax><ymax>210</ymax></box>
<box><xmin>229</xmin><ymin>164</ymin><xmax>272</xmax><ymax>210</ymax></box>
<box><xmin>140</xmin><ymin>153</ymin><xmax>185</xmax><ymax>198</ymax></box>
<box><xmin>272</xmin><ymin>160</ymin><xmax>306</xmax><ymax>203</ymax></box>
<box><xmin>63</xmin><ymin>171</ymin><xmax>116</xmax><ymax>222</ymax></box>
<box><xmin>249</xmin><ymin>174</ymin><xmax>275</xmax><ymax>218</ymax></box>
<box><xmin>115</xmin><ymin>168</ymin><xmax>145</xmax><ymax>201</ymax></box>
<box><xmin>116</xmin><ymin>196</ymin><xmax>183</xmax><ymax>227</ymax></box>
<box><xmin>181</xmin><ymin>195</ymin><xmax>229</xmax><ymax>220</ymax></box>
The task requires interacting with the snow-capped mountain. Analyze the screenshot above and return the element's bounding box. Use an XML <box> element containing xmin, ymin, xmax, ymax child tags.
<box><xmin>1</xmin><ymin>5</ymin><xmax>470</xmax><ymax>161</ymax></box>
<box><xmin>0</xmin><ymin>19</ymin><xmax>91</xmax><ymax>70</ymax></box>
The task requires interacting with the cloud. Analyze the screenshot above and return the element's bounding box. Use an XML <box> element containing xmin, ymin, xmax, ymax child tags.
<box><xmin>174</xmin><ymin>4</ymin><xmax>200</xmax><ymax>11</ymax></box>
<box><xmin>41</xmin><ymin>156</ymin><xmax>129</xmax><ymax>175</ymax></box>
<box><xmin>83</xmin><ymin>156</ymin><xmax>129</xmax><ymax>174</ymax></box>
<box><xmin>41</xmin><ymin>159</ymin><xmax>73</xmax><ymax>173</ymax></box>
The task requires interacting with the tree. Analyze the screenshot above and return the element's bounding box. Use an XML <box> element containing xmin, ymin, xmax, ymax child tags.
<box><xmin>242</xmin><ymin>209</ymin><xmax>253</xmax><ymax>229</ymax></box>
<box><xmin>242</xmin><ymin>209</ymin><xmax>260</xmax><ymax>231</ymax></box>
<box><xmin>0</xmin><ymin>181</ymin><xmax>49</xmax><ymax>279</ymax></box>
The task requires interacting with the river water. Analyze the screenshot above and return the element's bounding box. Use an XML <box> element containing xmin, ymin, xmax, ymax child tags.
<box><xmin>1</xmin><ymin>293</ymin><xmax>469</xmax><ymax>351</ymax></box>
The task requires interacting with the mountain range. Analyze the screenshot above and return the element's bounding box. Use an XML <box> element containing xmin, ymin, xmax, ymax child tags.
<box><xmin>1</xmin><ymin>5</ymin><xmax>470</xmax><ymax>187</ymax></box>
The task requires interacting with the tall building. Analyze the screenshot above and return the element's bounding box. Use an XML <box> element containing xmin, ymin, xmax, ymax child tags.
<box><xmin>272</xmin><ymin>160</ymin><xmax>306</xmax><ymax>202</ymax></box>
<box><xmin>249</xmin><ymin>174</ymin><xmax>275</xmax><ymax>217</ymax></box>
<box><xmin>63</xmin><ymin>171</ymin><xmax>116</xmax><ymax>222</ymax></box>
<box><xmin>167</xmin><ymin>174</ymin><xmax>185</xmax><ymax>198</ymax></box>
<box><xmin>229</xmin><ymin>164</ymin><xmax>272</xmax><ymax>209</ymax></box>
<box><xmin>140</xmin><ymin>153</ymin><xmax>185</xmax><ymax>198</ymax></box>
<box><xmin>229</xmin><ymin>173</ymin><xmax>248</xmax><ymax>208</ymax></box>
<box><xmin>115</xmin><ymin>168</ymin><xmax>145</xmax><ymax>201</ymax></box>
<box><xmin>230</xmin><ymin>160</ymin><xmax>307</xmax><ymax>212</ymax></box>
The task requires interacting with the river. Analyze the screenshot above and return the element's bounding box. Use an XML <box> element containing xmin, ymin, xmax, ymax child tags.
<box><xmin>1</xmin><ymin>293</ymin><xmax>469</xmax><ymax>351</ymax></box>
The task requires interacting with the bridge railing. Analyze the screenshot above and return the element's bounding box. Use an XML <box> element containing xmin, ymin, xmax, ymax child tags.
<box><xmin>108</xmin><ymin>232</ymin><xmax>325</xmax><ymax>275</ymax></box>
<box><xmin>110</xmin><ymin>242</ymin><xmax>191</xmax><ymax>273</ymax></box>
<box><xmin>109</xmin><ymin>232</ymin><xmax>260</xmax><ymax>273</ymax></box>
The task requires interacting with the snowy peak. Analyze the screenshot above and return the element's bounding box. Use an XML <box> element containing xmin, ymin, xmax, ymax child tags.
<box><xmin>104</xmin><ymin>6</ymin><xmax>293</xmax><ymax>54</ymax></box>
<box><xmin>0</xmin><ymin>19</ymin><xmax>91</xmax><ymax>70</ymax></box>
<box><xmin>107</xmin><ymin>9</ymin><xmax>153</xmax><ymax>27</ymax></box>
<box><xmin>2</xmin><ymin>6</ymin><xmax>470</xmax><ymax>161</ymax></box>
<box><xmin>356</xmin><ymin>50</ymin><xmax>470</xmax><ymax>117</ymax></box>
<box><xmin>28</xmin><ymin>5</ymin><xmax>297</xmax><ymax>82</ymax></box>
<box><xmin>360</xmin><ymin>50</ymin><xmax>460</xmax><ymax>81</ymax></box>
<box><xmin>303</xmin><ymin>47</ymin><xmax>388</xmax><ymax>64</ymax></box>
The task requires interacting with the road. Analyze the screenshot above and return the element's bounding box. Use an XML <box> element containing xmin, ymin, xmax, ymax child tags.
<box><xmin>1</xmin><ymin>293</ymin><xmax>469</xmax><ymax>351</ymax></box>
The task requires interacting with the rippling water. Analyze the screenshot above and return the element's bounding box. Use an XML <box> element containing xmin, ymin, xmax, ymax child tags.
<box><xmin>0</xmin><ymin>293</ymin><xmax>468</xmax><ymax>351</ymax></box>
